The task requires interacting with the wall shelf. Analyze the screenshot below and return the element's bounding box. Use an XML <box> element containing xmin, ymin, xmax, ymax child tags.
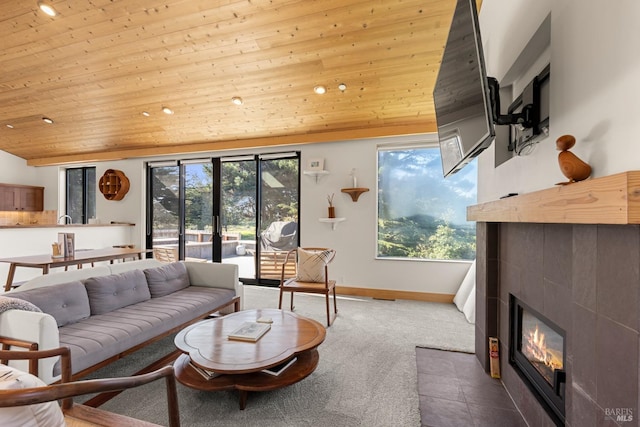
<box><xmin>98</xmin><ymin>169</ymin><xmax>130</xmax><ymax>201</ymax></box>
<box><xmin>303</xmin><ymin>170</ymin><xmax>330</xmax><ymax>183</ymax></box>
<box><xmin>319</xmin><ymin>217</ymin><xmax>346</xmax><ymax>230</ymax></box>
<box><xmin>341</xmin><ymin>187</ymin><xmax>369</xmax><ymax>202</ymax></box>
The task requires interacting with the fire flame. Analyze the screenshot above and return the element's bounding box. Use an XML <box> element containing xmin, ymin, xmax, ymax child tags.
<box><xmin>524</xmin><ymin>325</ymin><xmax>562</xmax><ymax>372</ymax></box>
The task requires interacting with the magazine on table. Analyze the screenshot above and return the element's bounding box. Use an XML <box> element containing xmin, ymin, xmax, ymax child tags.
<box><xmin>228</xmin><ymin>321</ymin><xmax>271</xmax><ymax>342</ymax></box>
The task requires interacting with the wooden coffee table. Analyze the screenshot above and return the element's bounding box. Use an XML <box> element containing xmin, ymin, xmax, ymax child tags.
<box><xmin>173</xmin><ymin>308</ymin><xmax>326</xmax><ymax>409</ymax></box>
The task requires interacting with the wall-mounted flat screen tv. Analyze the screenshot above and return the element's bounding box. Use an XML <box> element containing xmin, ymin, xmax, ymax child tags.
<box><xmin>433</xmin><ymin>0</ymin><xmax>495</xmax><ymax>177</ymax></box>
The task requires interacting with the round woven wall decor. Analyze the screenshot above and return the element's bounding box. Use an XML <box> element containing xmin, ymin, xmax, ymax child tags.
<box><xmin>98</xmin><ymin>169</ymin><xmax>130</xmax><ymax>201</ymax></box>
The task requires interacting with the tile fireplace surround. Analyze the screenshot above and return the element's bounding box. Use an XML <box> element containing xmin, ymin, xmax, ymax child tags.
<box><xmin>469</xmin><ymin>171</ymin><xmax>640</xmax><ymax>426</ymax></box>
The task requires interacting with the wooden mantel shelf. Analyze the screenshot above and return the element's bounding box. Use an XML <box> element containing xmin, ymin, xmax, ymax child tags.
<box><xmin>467</xmin><ymin>171</ymin><xmax>640</xmax><ymax>224</ymax></box>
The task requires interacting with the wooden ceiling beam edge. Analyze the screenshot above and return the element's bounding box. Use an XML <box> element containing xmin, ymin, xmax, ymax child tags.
<box><xmin>26</xmin><ymin>122</ymin><xmax>436</xmax><ymax>167</ymax></box>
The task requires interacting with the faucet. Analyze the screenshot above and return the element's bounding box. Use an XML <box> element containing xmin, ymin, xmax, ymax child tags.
<box><xmin>58</xmin><ymin>215</ymin><xmax>73</xmax><ymax>225</ymax></box>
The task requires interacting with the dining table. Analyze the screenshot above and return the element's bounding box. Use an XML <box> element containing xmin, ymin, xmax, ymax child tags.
<box><xmin>0</xmin><ymin>247</ymin><xmax>152</xmax><ymax>291</ymax></box>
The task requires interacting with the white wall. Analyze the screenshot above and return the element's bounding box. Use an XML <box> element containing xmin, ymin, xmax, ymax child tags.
<box><xmin>0</xmin><ymin>150</ymin><xmax>39</xmax><ymax>185</ymax></box>
<box><xmin>300</xmin><ymin>136</ymin><xmax>471</xmax><ymax>294</ymax></box>
<box><xmin>477</xmin><ymin>0</ymin><xmax>640</xmax><ymax>202</ymax></box>
<box><xmin>0</xmin><ymin>151</ymin><xmax>61</xmax><ymax>211</ymax></box>
<box><xmin>94</xmin><ymin>163</ymin><xmax>145</xmax><ymax>245</ymax></box>
<box><xmin>2</xmin><ymin>134</ymin><xmax>471</xmax><ymax>296</ymax></box>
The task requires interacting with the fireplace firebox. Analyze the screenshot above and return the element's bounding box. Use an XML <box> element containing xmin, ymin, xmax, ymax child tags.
<box><xmin>509</xmin><ymin>295</ymin><xmax>566</xmax><ymax>425</ymax></box>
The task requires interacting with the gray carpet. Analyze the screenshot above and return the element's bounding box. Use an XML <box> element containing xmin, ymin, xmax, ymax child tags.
<box><xmin>90</xmin><ymin>285</ymin><xmax>474</xmax><ymax>426</ymax></box>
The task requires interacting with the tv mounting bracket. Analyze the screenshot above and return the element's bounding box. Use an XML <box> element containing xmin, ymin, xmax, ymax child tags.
<box><xmin>487</xmin><ymin>77</ymin><xmax>535</xmax><ymax>128</ymax></box>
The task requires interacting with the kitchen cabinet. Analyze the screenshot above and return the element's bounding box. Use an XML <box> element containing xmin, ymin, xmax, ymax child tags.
<box><xmin>0</xmin><ymin>184</ymin><xmax>44</xmax><ymax>211</ymax></box>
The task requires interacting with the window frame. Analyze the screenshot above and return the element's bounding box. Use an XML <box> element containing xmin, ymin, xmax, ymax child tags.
<box><xmin>145</xmin><ymin>152</ymin><xmax>300</xmax><ymax>284</ymax></box>
<box><xmin>65</xmin><ymin>166</ymin><xmax>96</xmax><ymax>224</ymax></box>
<box><xmin>376</xmin><ymin>140</ymin><xmax>477</xmax><ymax>262</ymax></box>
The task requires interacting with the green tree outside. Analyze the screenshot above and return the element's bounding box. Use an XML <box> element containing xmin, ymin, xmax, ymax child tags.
<box><xmin>377</xmin><ymin>147</ymin><xmax>476</xmax><ymax>261</ymax></box>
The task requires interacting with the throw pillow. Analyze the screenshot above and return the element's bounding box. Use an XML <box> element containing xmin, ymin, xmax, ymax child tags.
<box><xmin>144</xmin><ymin>262</ymin><xmax>190</xmax><ymax>298</ymax></box>
<box><xmin>0</xmin><ymin>364</ymin><xmax>66</xmax><ymax>427</ymax></box>
<box><xmin>9</xmin><ymin>282</ymin><xmax>90</xmax><ymax>327</ymax></box>
<box><xmin>84</xmin><ymin>269</ymin><xmax>151</xmax><ymax>315</ymax></box>
<box><xmin>296</xmin><ymin>248</ymin><xmax>333</xmax><ymax>282</ymax></box>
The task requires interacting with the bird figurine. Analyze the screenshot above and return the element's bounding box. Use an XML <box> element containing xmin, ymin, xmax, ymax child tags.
<box><xmin>556</xmin><ymin>134</ymin><xmax>591</xmax><ymax>185</ymax></box>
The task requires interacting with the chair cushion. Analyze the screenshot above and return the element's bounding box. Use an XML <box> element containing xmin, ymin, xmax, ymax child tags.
<box><xmin>9</xmin><ymin>281</ymin><xmax>90</xmax><ymax>327</ymax></box>
<box><xmin>0</xmin><ymin>363</ymin><xmax>66</xmax><ymax>427</ymax></box>
<box><xmin>296</xmin><ymin>248</ymin><xmax>333</xmax><ymax>282</ymax></box>
<box><xmin>143</xmin><ymin>261</ymin><xmax>190</xmax><ymax>297</ymax></box>
<box><xmin>84</xmin><ymin>269</ymin><xmax>151</xmax><ymax>315</ymax></box>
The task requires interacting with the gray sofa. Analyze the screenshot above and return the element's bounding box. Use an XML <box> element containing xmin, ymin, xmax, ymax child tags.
<box><xmin>1</xmin><ymin>259</ymin><xmax>241</xmax><ymax>384</ymax></box>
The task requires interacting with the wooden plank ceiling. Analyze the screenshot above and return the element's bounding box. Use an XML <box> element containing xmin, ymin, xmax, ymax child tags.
<box><xmin>0</xmin><ymin>0</ymin><xmax>459</xmax><ymax>166</ymax></box>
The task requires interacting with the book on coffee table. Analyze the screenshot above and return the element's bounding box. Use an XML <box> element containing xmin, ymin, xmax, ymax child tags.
<box><xmin>189</xmin><ymin>362</ymin><xmax>222</xmax><ymax>380</ymax></box>
<box><xmin>228</xmin><ymin>321</ymin><xmax>271</xmax><ymax>342</ymax></box>
<box><xmin>262</xmin><ymin>357</ymin><xmax>297</xmax><ymax>376</ymax></box>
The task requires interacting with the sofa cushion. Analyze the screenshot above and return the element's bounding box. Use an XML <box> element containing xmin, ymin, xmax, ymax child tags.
<box><xmin>10</xmin><ymin>281</ymin><xmax>90</xmax><ymax>327</ymax></box>
<box><xmin>56</xmin><ymin>286</ymin><xmax>236</xmax><ymax>376</ymax></box>
<box><xmin>144</xmin><ymin>262</ymin><xmax>190</xmax><ymax>298</ymax></box>
<box><xmin>84</xmin><ymin>269</ymin><xmax>150</xmax><ymax>315</ymax></box>
<box><xmin>0</xmin><ymin>363</ymin><xmax>66</xmax><ymax>426</ymax></box>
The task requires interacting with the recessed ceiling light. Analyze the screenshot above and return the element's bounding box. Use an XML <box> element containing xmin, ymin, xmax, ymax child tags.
<box><xmin>162</xmin><ymin>106</ymin><xmax>174</xmax><ymax>115</ymax></box>
<box><xmin>231</xmin><ymin>96</ymin><xmax>243</xmax><ymax>106</ymax></box>
<box><xmin>6</xmin><ymin>124</ymin><xmax>14</xmax><ymax>129</ymax></box>
<box><xmin>338</xmin><ymin>83</ymin><xmax>347</xmax><ymax>91</ymax></box>
<box><xmin>142</xmin><ymin>111</ymin><xmax>150</xmax><ymax>117</ymax></box>
<box><xmin>314</xmin><ymin>85</ymin><xmax>326</xmax><ymax>95</ymax></box>
<box><xmin>38</xmin><ymin>2</ymin><xmax>57</xmax><ymax>17</ymax></box>
<box><xmin>42</xmin><ymin>117</ymin><xmax>54</xmax><ymax>124</ymax></box>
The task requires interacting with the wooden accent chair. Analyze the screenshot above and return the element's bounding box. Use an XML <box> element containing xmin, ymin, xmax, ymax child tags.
<box><xmin>0</xmin><ymin>337</ymin><xmax>180</xmax><ymax>427</ymax></box>
<box><xmin>278</xmin><ymin>247</ymin><xmax>337</xmax><ymax>327</ymax></box>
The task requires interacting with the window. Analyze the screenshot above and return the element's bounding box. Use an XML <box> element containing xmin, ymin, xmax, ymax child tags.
<box><xmin>377</xmin><ymin>145</ymin><xmax>476</xmax><ymax>260</ymax></box>
<box><xmin>66</xmin><ymin>167</ymin><xmax>96</xmax><ymax>224</ymax></box>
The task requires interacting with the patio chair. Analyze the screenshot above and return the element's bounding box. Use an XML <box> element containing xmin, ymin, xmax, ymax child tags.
<box><xmin>257</xmin><ymin>221</ymin><xmax>298</xmax><ymax>279</ymax></box>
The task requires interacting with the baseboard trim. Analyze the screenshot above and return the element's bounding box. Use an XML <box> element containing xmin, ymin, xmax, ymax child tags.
<box><xmin>335</xmin><ymin>286</ymin><xmax>454</xmax><ymax>304</ymax></box>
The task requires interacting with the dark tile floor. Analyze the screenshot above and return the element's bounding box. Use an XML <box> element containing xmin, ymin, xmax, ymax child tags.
<box><xmin>416</xmin><ymin>347</ymin><xmax>526</xmax><ymax>427</ymax></box>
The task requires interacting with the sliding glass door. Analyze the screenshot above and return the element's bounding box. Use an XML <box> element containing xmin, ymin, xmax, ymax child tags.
<box><xmin>255</xmin><ymin>155</ymin><xmax>300</xmax><ymax>281</ymax></box>
<box><xmin>221</xmin><ymin>157</ymin><xmax>257</xmax><ymax>279</ymax></box>
<box><xmin>220</xmin><ymin>154</ymin><xmax>300</xmax><ymax>283</ymax></box>
<box><xmin>183</xmin><ymin>161</ymin><xmax>214</xmax><ymax>261</ymax></box>
<box><xmin>147</xmin><ymin>153</ymin><xmax>299</xmax><ymax>284</ymax></box>
<box><xmin>148</xmin><ymin>163</ymin><xmax>181</xmax><ymax>257</ymax></box>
